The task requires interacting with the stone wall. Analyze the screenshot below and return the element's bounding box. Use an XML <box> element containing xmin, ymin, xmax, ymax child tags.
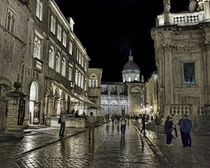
<box><xmin>46</xmin><ymin>116</ymin><xmax>88</xmax><ymax>128</ymax></box>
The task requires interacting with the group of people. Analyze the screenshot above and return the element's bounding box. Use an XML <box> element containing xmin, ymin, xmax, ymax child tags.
<box><xmin>164</xmin><ymin>114</ymin><xmax>192</xmax><ymax>147</ymax></box>
<box><xmin>59</xmin><ymin>108</ymin><xmax>192</xmax><ymax>148</ymax></box>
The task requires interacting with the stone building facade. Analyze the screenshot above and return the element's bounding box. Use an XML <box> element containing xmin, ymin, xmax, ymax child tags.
<box><xmin>101</xmin><ymin>52</ymin><xmax>145</xmax><ymax>116</ymax></box>
<box><xmin>145</xmin><ymin>72</ymin><xmax>158</xmax><ymax>117</ymax></box>
<box><xmin>88</xmin><ymin>68</ymin><xmax>102</xmax><ymax>116</ymax></box>
<box><xmin>151</xmin><ymin>0</ymin><xmax>210</xmax><ymax>119</ymax></box>
<box><xmin>0</xmin><ymin>0</ymin><xmax>97</xmax><ymax>131</ymax></box>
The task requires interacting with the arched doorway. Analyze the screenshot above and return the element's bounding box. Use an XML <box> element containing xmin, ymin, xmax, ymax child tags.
<box><xmin>29</xmin><ymin>81</ymin><xmax>40</xmax><ymax>125</ymax></box>
<box><xmin>0</xmin><ymin>84</ymin><xmax>9</xmax><ymax>131</ymax></box>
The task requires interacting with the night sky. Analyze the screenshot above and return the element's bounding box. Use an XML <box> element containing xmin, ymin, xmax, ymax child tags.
<box><xmin>55</xmin><ymin>0</ymin><xmax>189</xmax><ymax>82</ymax></box>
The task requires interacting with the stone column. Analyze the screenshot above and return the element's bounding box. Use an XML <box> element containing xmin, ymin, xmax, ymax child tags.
<box><xmin>5</xmin><ymin>90</ymin><xmax>26</xmax><ymax>138</ymax></box>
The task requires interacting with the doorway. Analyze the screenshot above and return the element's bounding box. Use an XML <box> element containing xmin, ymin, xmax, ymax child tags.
<box><xmin>29</xmin><ymin>81</ymin><xmax>40</xmax><ymax>125</ymax></box>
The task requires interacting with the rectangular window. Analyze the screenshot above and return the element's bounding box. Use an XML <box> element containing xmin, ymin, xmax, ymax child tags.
<box><xmin>50</xmin><ymin>15</ymin><xmax>56</xmax><ymax>34</ymax></box>
<box><xmin>184</xmin><ymin>62</ymin><xmax>195</xmax><ymax>84</ymax></box>
<box><xmin>57</xmin><ymin>24</ymin><xmax>62</xmax><ymax>41</ymax></box>
<box><xmin>68</xmin><ymin>67</ymin><xmax>72</xmax><ymax>81</ymax></box>
<box><xmin>76</xmin><ymin>49</ymin><xmax>79</xmax><ymax>61</ymax></box>
<box><xmin>79</xmin><ymin>52</ymin><xmax>81</xmax><ymax>64</ymax></box>
<box><xmin>62</xmin><ymin>32</ymin><xmax>67</xmax><ymax>47</ymax></box>
<box><xmin>36</xmin><ymin>0</ymin><xmax>43</xmax><ymax>21</ymax></box>
<box><xmin>69</xmin><ymin>41</ymin><xmax>73</xmax><ymax>55</ymax></box>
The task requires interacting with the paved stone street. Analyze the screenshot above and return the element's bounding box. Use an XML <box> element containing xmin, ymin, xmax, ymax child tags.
<box><xmin>1</xmin><ymin>120</ymin><xmax>210</xmax><ymax>168</ymax></box>
<box><xmin>0</xmin><ymin>121</ymin><xmax>164</xmax><ymax>168</ymax></box>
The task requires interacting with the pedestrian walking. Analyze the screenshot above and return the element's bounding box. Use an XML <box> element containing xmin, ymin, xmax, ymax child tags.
<box><xmin>59</xmin><ymin>109</ymin><xmax>66</xmax><ymax>137</ymax></box>
<box><xmin>120</xmin><ymin>115</ymin><xmax>127</xmax><ymax>135</ymax></box>
<box><xmin>178</xmin><ymin>115</ymin><xmax>185</xmax><ymax>146</ymax></box>
<box><xmin>87</xmin><ymin>112</ymin><xmax>96</xmax><ymax>140</ymax></box>
<box><xmin>140</xmin><ymin>114</ymin><xmax>146</xmax><ymax>135</ymax></box>
<box><xmin>182</xmin><ymin>114</ymin><xmax>192</xmax><ymax>147</ymax></box>
<box><xmin>164</xmin><ymin>116</ymin><xmax>173</xmax><ymax>147</ymax></box>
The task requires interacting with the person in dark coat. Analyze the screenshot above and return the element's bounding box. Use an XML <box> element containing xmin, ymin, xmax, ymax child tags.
<box><xmin>182</xmin><ymin>114</ymin><xmax>192</xmax><ymax>147</ymax></box>
<box><xmin>140</xmin><ymin>114</ymin><xmax>146</xmax><ymax>135</ymax></box>
<box><xmin>59</xmin><ymin>108</ymin><xmax>66</xmax><ymax>137</ymax></box>
<box><xmin>164</xmin><ymin>116</ymin><xmax>173</xmax><ymax>147</ymax></box>
<box><xmin>178</xmin><ymin>115</ymin><xmax>185</xmax><ymax>146</ymax></box>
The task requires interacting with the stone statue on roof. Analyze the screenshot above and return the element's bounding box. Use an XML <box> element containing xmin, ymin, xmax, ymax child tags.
<box><xmin>163</xmin><ymin>0</ymin><xmax>171</xmax><ymax>13</ymax></box>
<box><xmin>189</xmin><ymin>0</ymin><xmax>203</xmax><ymax>12</ymax></box>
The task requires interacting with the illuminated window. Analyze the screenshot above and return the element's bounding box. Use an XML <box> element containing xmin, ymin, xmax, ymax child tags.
<box><xmin>184</xmin><ymin>62</ymin><xmax>195</xmax><ymax>84</ymax></box>
<box><xmin>61</xmin><ymin>57</ymin><xmax>66</xmax><ymax>76</ymax></box>
<box><xmin>62</xmin><ymin>32</ymin><xmax>67</xmax><ymax>47</ymax></box>
<box><xmin>55</xmin><ymin>53</ymin><xmax>60</xmax><ymax>73</ymax></box>
<box><xmin>69</xmin><ymin>41</ymin><xmax>73</xmax><ymax>55</ymax></box>
<box><xmin>89</xmin><ymin>74</ymin><xmax>97</xmax><ymax>88</ymax></box>
<box><xmin>50</xmin><ymin>15</ymin><xmax>56</xmax><ymax>34</ymax></box>
<box><xmin>33</xmin><ymin>36</ymin><xmax>42</xmax><ymax>59</ymax></box>
<box><xmin>36</xmin><ymin>0</ymin><xmax>43</xmax><ymax>21</ymax></box>
<box><xmin>57</xmin><ymin>24</ymin><xmax>62</xmax><ymax>41</ymax></box>
<box><xmin>48</xmin><ymin>46</ymin><xmax>54</xmax><ymax>68</ymax></box>
<box><xmin>78</xmin><ymin>72</ymin><xmax>81</xmax><ymax>87</ymax></box>
<box><xmin>68</xmin><ymin>66</ymin><xmax>72</xmax><ymax>81</ymax></box>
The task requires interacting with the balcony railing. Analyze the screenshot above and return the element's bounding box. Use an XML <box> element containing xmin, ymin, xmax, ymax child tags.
<box><xmin>157</xmin><ymin>11</ymin><xmax>205</xmax><ymax>26</ymax></box>
<box><xmin>170</xmin><ymin>104</ymin><xmax>192</xmax><ymax>116</ymax></box>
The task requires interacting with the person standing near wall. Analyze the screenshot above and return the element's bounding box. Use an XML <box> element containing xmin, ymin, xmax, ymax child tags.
<box><xmin>182</xmin><ymin>114</ymin><xmax>192</xmax><ymax>147</ymax></box>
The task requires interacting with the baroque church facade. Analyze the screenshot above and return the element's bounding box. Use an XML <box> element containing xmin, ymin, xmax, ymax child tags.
<box><xmin>151</xmin><ymin>0</ymin><xmax>210</xmax><ymax>120</ymax></box>
<box><xmin>101</xmin><ymin>52</ymin><xmax>145</xmax><ymax>116</ymax></box>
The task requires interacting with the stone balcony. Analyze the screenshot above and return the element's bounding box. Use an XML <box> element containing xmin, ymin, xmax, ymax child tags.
<box><xmin>33</xmin><ymin>58</ymin><xmax>43</xmax><ymax>72</ymax></box>
<box><xmin>156</xmin><ymin>11</ymin><xmax>206</xmax><ymax>26</ymax></box>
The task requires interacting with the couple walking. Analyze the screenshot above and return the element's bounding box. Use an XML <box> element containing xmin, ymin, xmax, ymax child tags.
<box><xmin>164</xmin><ymin>114</ymin><xmax>192</xmax><ymax>147</ymax></box>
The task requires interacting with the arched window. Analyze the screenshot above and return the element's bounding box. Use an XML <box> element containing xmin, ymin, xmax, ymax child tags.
<box><xmin>33</xmin><ymin>36</ymin><xmax>41</xmax><ymax>59</ymax></box>
<box><xmin>89</xmin><ymin>74</ymin><xmax>98</xmax><ymax>88</ymax></box>
<box><xmin>30</xmin><ymin>81</ymin><xmax>39</xmax><ymax>101</ymax></box>
<box><xmin>55</xmin><ymin>53</ymin><xmax>60</xmax><ymax>73</ymax></box>
<box><xmin>48</xmin><ymin>46</ymin><xmax>54</xmax><ymax>69</ymax></box>
<box><xmin>61</xmin><ymin>57</ymin><xmax>66</xmax><ymax>76</ymax></box>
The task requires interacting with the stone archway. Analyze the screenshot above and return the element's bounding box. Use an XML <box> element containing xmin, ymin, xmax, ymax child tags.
<box><xmin>29</xmin><ymin>81</ymin><xmax>40</xmax><ymax>125</ymax></box>
<box><xmin>0</xmin><ymin>84</ymin><xmax>9</xmax><ymax>131</ymax></box>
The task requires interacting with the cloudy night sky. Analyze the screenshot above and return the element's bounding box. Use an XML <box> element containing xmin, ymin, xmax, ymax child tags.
<box><xmin>55</xmin><ymin>0</ymin><xmax>189</xmax><ymax>82</ymax></box>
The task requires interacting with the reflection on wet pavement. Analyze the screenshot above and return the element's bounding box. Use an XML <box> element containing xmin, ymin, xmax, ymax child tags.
<box><xmin>0</xmin><ymin>120</ymin><xmax>163</xmax><ymax>168</ymax></box>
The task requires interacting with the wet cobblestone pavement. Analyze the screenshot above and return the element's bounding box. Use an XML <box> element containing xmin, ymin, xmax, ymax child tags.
<box><xmin>134</xmin><ymin>120</ymin><xmax>210</xmax><ymax>168</ymax></box>
<box><xmin>0</xmin><ymin>121</ymin><xmax>164</xmax><ymax>168</ymax></box>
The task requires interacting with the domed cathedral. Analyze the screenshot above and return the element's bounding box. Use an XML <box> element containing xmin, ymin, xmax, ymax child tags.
<box><xmin>122</xmin><ymin>50</ymin><xmax>145</xmax><ymax>115</ymax></box>
<box><xmin>122</xmin><ymin>50</ymin><xmax>140</xmax><ymax>83</ymax></box>
<box><xmin>101</xmin><ymin>50</ymin><xmax>145</xmax><ymax>116</ymax></box>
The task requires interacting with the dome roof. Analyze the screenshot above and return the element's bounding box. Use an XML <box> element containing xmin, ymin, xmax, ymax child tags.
<box><xmin>122</xmin><ymin>56</ymin><xmax>140</xmax><ymax>72</ymax></box>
